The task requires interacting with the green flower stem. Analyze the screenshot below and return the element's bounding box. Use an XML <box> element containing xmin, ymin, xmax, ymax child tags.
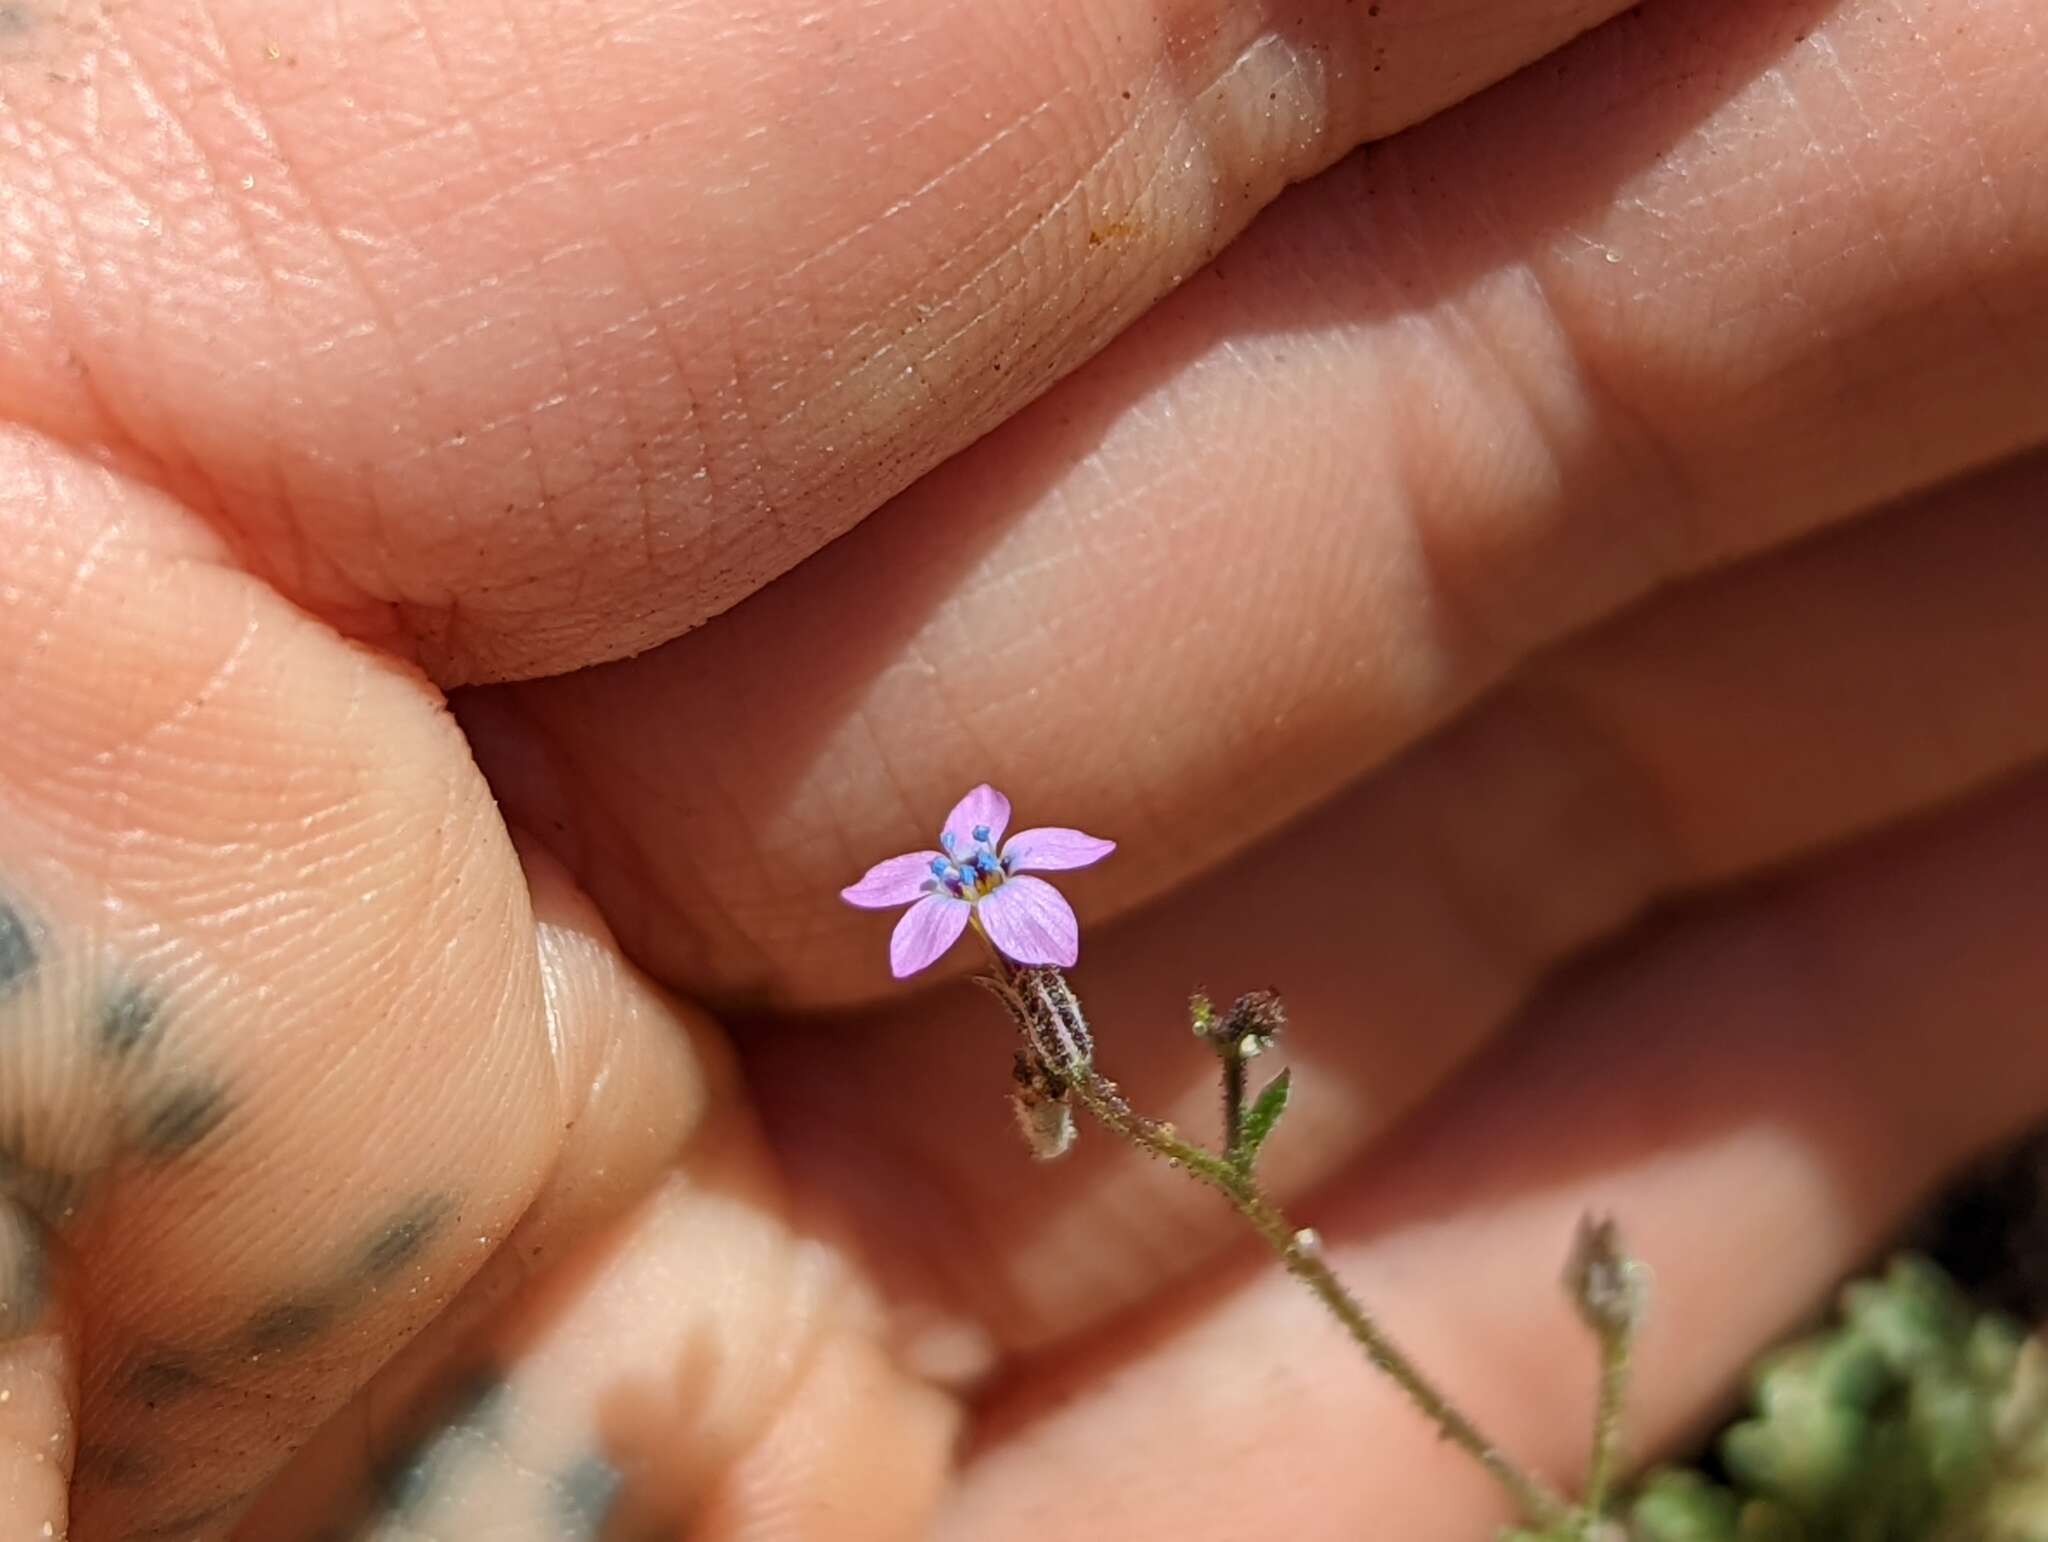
<box><xmin>1063</xmin><ymin>1056</ymin><xmax>1573</xmax><ymax>1531</ymax></box>
<box><xmin>1582</xmin><ymin>1313</ymin><xmax>1632</xmax><ymax>1529</ymax></box>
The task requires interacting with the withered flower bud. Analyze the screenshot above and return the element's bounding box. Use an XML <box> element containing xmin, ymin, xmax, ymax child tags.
<box><xmin>1216</xmin><ymin>989</ymin><xmax>1287</xmax><ymax>1058</ymax></box>
<box><xmin>1010</xmin><ymin>1051</ymin><xmax>1076</xmax><ymax>1161</ymax></box>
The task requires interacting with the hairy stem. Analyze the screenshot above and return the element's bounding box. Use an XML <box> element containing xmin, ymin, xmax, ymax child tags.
<box><xmin>1063</xmin><ymin>1059</ymin><xmax>1572</xmax><ymax>1530</ymax></box>
<box><xmin>1221</xmin><ymin>1042</ymin><xmax>1249</xmax><ymax>1161</ymax></box>
<box><xmin>1583</xmin><ymin>1318</ymin><xmax>1631</xmax><ymax>1527</ymax></box>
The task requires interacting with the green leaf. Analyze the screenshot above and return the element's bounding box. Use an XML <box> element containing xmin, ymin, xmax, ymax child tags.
<box><xmin>1234</xmin><ymin>1067</ymin><xmax>1291</xmax><ymax>1168</ymax></box>
<box><xmin>1630</xmin><ymin>1470</ymin><xmax>1741</xmax><ymax>1542</ymax></box>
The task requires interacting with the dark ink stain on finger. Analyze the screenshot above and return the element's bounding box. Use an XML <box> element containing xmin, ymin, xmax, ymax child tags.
<box><xmin>99</xmin><ymin>985</ymin><xmax>161</xmax><ymax>1058</ymax></box>
<box><xmin>0</xmin><ymin>1204</ymin><xmax>45</xmax><ymax>1338</ymax></box>
<box><xmin>0</xmin><ymin>1138</ymin><xmax>86</xmax><ymax>1225</ymax></box>
<box><xmin>243</xmin><ymin>1294</ymin><xmax>335</xmax><ymax>1354</ymax></box>
<box><xmin>134</xmin><ymin>1082</ymin><xmax>229</xmax><ymax>1157</ymax></box>
<box><xmin>376</xmin><ymin>1428</ymin><xmax>451</xmax><ymax>1514</ymax></box>
<box><xmin>123</xmin><ymin>1497</ymin><xmax>243</xmax><ymax>1538</ymax></box>
<box><xmin>125</xmin><ymin>1353</ymin><xmax>212</xmax><ymax>1406</ymax></box>
<box><xmin>440</xmin><ymin>1365</ymin><xmax>509</xmax><ymax>1430</ymax></box>
<box><xmin>557</xmin><ymin>1455</ymin><xmax>623</xmax><ymax>1536</ymax></box>
<box><xmin>0</xmin><ymin>901</ymin><xmax>36</xmax><ymax>998</ymax></box>
<box><xmin>375</xmin><ymin>1367</ymin><xmax>508</xmax><ymax>1513</ymax></box>
<box><xmin>77</xmin><ymin>1441</ymin><xmax>154</xmax><ymax>1485</ymax></box>
<box><xmin>357</xmin><ymin>1193</ymin><xmax>455</xmax><ymax>1282</ymax></box>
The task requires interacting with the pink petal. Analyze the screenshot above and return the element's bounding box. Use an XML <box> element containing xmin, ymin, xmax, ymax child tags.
<box><xmin>941</xmin><ymin>784</ymin><xmax>1011</xmax><ymax>849</ymax></box>
<box><xmin>889</xmin><ymin>893</ymin><xmax>972</xmax><ymax>978</ymax></box>
<box><xmin>841</xmin><ymin>851</ymin><xmax>945</xmax><ymax>909</ymax></box>
<box><xmin>976</xmin><ymin>876</ymin><xmax>1079</xmax><ymax>968</ymax></box>
<box><xmin>1001</xmin><ymin>827</ymin><xmax>1115</xmax><ymax>873</ymax></box>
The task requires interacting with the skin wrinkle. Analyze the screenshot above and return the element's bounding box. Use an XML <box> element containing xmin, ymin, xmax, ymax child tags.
<box><xmin>250</xmin><ymin>816</ymin><xmax>495</xmax><ymax>1123</ymax></box>
<box><xmin>1382</xmin><ymin>308</ymin><xmax>1543</xmax><ymax>673</ymax></box>
<box><xmin>0</xmin><ymin>117</ymin><xmax>117</xmax><ymax>494</ymax></box>
<box><xmin>75</xmin><ymin>20</ymin><xmax>298</xmax><ymax>542</ymax></box>
<box><xmin>9</xmin><ymin>0</ymin><xmax>1647</xmax><ymax>681</ymax></box>
<box><xmin>788</xmin><ymin>83</ymin><xmax>1167</xmax><ymax>438</ymax></box>
<box><xmin>20</xmin><ymin>517</ymin><xmax>124</xmax><ymax>681</ymax></box>
<box><xmin>19</xmin><ymin>591</ymin><xmax>265</xmax><ymax>792</ymax></box>
<box><xmin>1862</xmin><ymin>21</ymin><xmax>2039</xmax><ymax>372</ymax></box>
<box><xmin>775</xmin><ymin>92</ymin><xmax>1068</xmax><ymax>294</ymax></box>
<box><xmin>1788</xmin><ymin>38</ymin><xmax>1909</xmax><ymax>292</ymax></box>
<box><xmin>932</xmin><ymin>66</ymin><xmax>1218</xmax><ymax>388</ymax></box>
<box><xmin>147</xmin><ymin>28</ymin><xmax>470</xmax><ymax>602</ymax></box>
<box><xmin>325</xmin><ymin>17</ymin><xmax>717</xmax><ymax>633</ymax></box>
<box><xmin>1427</xmin><ymin>269</ymin><xmax>1693</xmax><ymax>669</ymax></box>
<box><xmin>745</xmin><ymin>42</ymin><xmax>1081</xmax><ymax>440</ymax></box>
<box><xmin>1483</xmin><ymin>118</ymin><xmax>1705</xmax><ymax>565</ymax></box>
<box><xmin>460</xmin><ymin>0</ymin><xmax>675</xmax><ymax>604</ymax></box>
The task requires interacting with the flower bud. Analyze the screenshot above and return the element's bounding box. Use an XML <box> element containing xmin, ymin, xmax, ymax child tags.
<box><xmin>1565</xmin><ymin>1215</ymin><xmax>1647</xmax><ymax>1338</ymax></box>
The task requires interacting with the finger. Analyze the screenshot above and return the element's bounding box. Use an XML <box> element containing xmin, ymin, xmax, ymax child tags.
<box><xmin>941</xmin><ymin>761</ymin><xmax>2048</xmax><ymax>1540</ymax></box>
<box><xmin>240</xmin><ymin>862</ymin><xmax>954</xmax><ymax>1540</ymax></box>
<box><xmin>282</xmin><ymin>1170</ymin><xmax>956</xmax><ymax>1542</ymax></box>
<box><xmin>235</xmin><ymin>835</ymin><xmax>843</xmax><ymax>1531</ymax></box>
<box><xmin>739</xmin><ymin>446</ymin><xmax>2048</xmax><ymax>1356</ymax></box>
<box><xmin>0</xmin><ymin>428</ymin><xmax>561</xmax><ymax>1537</ymax></box>
<box><xmin>231</xmin><ymin>835</ymin><xmax>726</xmax><ymax>1534</ymax></box>
<box><xmin>463</xmin><ymin>0</ymin><xmax>2048</xmax><ymax>1004</ymax></box>
<box><xmin>0</xmin><ymin>0</ymin><xmax>1632</xmax><ymax>682</ymax></box>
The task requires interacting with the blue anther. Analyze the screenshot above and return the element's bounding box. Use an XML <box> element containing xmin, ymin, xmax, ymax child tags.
<box><xmin>975</xmin><ymin>849</ymin><xmax>1001</xmax><ymax>876</ymax></box>
<box><xmin>972</xmin><ymin>824</ymin><xmax>992</xmax><ymax>843</ymax></box>
<box><xmin>930</xmin><ymin>856</ymin><xmax>951</xmax><ymax>877</ymax></box>
<box><xmin>940</xmin><ymin>830</ymin><xmax>958</xmax><ymax>851</ymax></box>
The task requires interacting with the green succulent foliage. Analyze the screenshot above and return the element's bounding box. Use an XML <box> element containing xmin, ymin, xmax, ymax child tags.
<box><xmin>1623</xmin><ymin>1256</ymin><xmax>2048</xmax><ymax>1542</ymax></box>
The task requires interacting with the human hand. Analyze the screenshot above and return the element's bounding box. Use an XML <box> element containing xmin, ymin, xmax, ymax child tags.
<box><xmin>3</xmin><ymin>0</ymin><xmax>2046</xmax><ymax>1536</ymax></box>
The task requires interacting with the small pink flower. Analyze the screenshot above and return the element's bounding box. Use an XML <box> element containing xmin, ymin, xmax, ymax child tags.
<box><xmin>841</xmin><ymin>784</ymin><xmax>1115</xmax><ymax>978</ymax></box>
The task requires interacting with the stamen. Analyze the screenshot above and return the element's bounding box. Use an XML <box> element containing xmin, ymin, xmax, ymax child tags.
<box><xmin>930</xmin><ymin>857</ymin><xmax>951</xmax><ymax>877</ymax></box>
<box><xmin>972</xmin><ymin>824</ymin><xmax>992</xmax><ymax>843</ymax></box>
